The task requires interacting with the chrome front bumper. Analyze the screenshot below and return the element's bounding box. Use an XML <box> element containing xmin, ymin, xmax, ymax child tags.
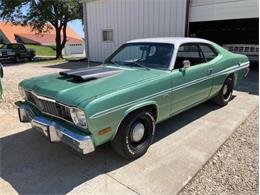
<box><xmin>18</xmin><ymin>103</ymin><xmax>95</xmax><ymax>155</ymax></box>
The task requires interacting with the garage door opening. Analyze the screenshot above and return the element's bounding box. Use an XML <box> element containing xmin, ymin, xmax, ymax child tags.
<box><xmin>189</xmin><ymin>18</ymin><xmax>259</xmax><ymax>45</ymax></box>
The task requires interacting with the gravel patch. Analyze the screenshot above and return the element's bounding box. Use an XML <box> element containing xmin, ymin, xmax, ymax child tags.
<box><xmin>0</xmin><ymin>61</ymin><xmax>92</xmax><ymax>115</ymax></box>
<box><xmin>0</xmin><ymin>63</ymin><xmax>58</xmax><ymax>114</ymax></box>
<box><xmin>179</xmin><ymin>108</ymin><xmax>259</xmax><ymax>195</ymax></box>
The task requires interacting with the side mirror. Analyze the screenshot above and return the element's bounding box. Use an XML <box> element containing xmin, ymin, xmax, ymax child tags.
<box><xmin>182</xmin><ymin>60</ymin><xmax>191</xmax><ymax>70</ymax></box>
<box><xmin>0</xmin><ymin>63</ymin><xmax>3</xmax><ymax>78</ymax></box>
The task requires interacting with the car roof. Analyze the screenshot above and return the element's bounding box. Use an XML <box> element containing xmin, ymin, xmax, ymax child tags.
<box><xmin>127</xmin><ymin>37</ymin><xmax>211</xmax><ymax>46</ymax></box>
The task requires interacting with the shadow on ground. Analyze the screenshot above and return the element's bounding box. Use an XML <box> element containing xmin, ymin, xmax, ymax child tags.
<box><xmin>235</xmin><ymin>68</ymin><xmax>259</xmax><ymax>95</ymax></box>
<box><xmin>1</xmin><ymin>101</ymin><xmax>221</xmax><ymax>194</ymax></box>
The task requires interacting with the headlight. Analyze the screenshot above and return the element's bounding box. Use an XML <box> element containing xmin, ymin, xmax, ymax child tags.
<box><xmin>70</xmin><ymin>107</ymin><xmax>87</xmax><ymax>128</ymax></box>
<box><xmin>7</xmin><ymin>51</ymin><xmax>16</xmax><ymax>56</ymax></box>
<box><xmin>19</xmin><ymin>86</ymin><xmax>26</xmax><ymax>99</ymax></box>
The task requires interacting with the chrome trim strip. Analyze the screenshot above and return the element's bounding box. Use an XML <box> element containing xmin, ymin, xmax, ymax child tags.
<box><xmin>29</xmin><ymin>91</ymin><xmax>56</xmax><ymax>102</ymax></box>
<box><xmin>25</xmin><ymin>90</ymin><xmax>72</xmax><ymax>108</ymax></box>
<box><xmin>90</xmin><ymin>62</ymin><xmax>249</xmax><ymax>119</ymax></box>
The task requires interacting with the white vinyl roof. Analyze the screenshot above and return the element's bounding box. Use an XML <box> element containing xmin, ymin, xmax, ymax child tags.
<box><xmin>127</xmin><ymin>37</ymin><xmax>211</xmax><ymax>46</ymax></box>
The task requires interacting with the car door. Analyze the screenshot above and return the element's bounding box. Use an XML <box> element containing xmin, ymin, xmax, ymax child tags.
<box><xmin>170</xmin><ymin>43</ymin><xmax>214</xmax><ymax>114</ymax></box>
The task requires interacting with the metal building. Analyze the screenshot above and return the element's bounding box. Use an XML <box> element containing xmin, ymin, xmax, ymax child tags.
<box><xmin>81</xmin><ymin>0</ymin><xmax>258</xmax><ymax>62</ymax></box>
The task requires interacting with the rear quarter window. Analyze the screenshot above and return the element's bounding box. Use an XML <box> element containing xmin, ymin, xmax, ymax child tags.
<box><xmin>199</xmin><ymin>44</ymin><xmax>218</xmax><ymax>62</ymax></box>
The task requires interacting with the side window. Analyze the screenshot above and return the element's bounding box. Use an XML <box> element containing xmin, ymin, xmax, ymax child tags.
<box><xmin>199</xmin><ymin>44</ymin><xmax>218</xmax><ymax>62</ymax></box>
<box><xmin>174</xmin><ymin>43</ymin><xmax>204</xmax><ymax>69</ymax></box>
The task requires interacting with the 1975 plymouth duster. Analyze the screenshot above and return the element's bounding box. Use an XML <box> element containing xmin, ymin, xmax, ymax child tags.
<box><xmin>17</xmin><ymin>38</ymin><xmax>249</xmax><ymax>159</ymax></box>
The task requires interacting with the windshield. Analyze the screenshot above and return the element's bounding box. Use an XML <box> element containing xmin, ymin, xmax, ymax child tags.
<box><xmin>106</xmin><ymin>43</ymin><xmax>174</xmax><ymax>69</ymax></box>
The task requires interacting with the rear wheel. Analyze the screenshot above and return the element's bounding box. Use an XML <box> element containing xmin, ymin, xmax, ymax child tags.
<box><xmin>211</xmin><ymin>76</ymin><xmax>234</xmax><ymax>106</ymax></box>
<box><xmin>111</xmin><ymin>110</ymin><xmax>155</xmax><ymax>159</ymax></box>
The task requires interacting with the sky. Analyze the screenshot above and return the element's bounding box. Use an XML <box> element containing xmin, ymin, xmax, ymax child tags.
<box><xmin>69</xmin><ymin>20</ymin><xmax>84</xmax><ymax>38</ymax></box>
<box><xmin>20</xmin><ymin>5</ymin><xmax>84</xmax><ymax>38</ymax></box>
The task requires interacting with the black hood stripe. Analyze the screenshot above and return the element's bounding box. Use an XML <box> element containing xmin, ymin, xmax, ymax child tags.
<box><xmin>60</xmin><ymin>66</ymin><xmax>122</xmax><ymax>81</ymax></box>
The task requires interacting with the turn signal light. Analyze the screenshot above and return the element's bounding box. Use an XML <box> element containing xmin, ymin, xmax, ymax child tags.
<box><xmin>98</xmin><ymin>127</ymin><xmax>112</xmax><ymax>135</ymax></box>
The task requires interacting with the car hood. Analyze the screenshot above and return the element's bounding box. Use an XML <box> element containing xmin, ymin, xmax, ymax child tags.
<box><xmin>20</xmin><ymin>65</ymin><xmax>161</xmax><ymax>107</ymax></box>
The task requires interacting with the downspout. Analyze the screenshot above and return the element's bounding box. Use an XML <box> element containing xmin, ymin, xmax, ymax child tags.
<box><xmin>83</xmin><ymin>1</ymin><xmax>90</xmax><ymax>65</ymax></box>
<box><xmin>185</xmin><ymin>0</ymin><xmax>191</xmax><ymax>37</ymax></box>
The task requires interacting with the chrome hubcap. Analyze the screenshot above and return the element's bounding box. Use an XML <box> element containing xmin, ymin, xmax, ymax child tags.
<box><xmin>223</xmin><ymin>84</ymin><xmax>228</xmax><ymax>95</ymax></box>
<box><xmin>131</xmin><ymin>122</ymin><xmax>145</xmax><ymax>142</ymax></box>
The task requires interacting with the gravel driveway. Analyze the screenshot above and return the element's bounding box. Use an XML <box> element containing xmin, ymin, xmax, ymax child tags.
<box><xmin>179</xmin><ymin>108</ymin><xmax>259</xmax><ymax>195</ymax></box>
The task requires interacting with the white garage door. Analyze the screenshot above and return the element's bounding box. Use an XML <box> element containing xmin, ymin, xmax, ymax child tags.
<box><xmin>190</xmin><ymin>0</ymin><xmax>259</xmax><ymax>22</ymax></box>
<box><xmin>68</xmin><ymin>44</ymin><xmax>84</xmax><ymax>54</ymax></box>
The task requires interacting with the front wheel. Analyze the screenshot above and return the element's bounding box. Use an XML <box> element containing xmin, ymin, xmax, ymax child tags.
<box><xmin>211</xmin><ymin>76</ymin><xmax>234</xmax><ymax>106</ymax></box>
<box><xmin>111</xmin><ymin>110</ymin><xmax>155</xmax><ymax>159</ymax></box>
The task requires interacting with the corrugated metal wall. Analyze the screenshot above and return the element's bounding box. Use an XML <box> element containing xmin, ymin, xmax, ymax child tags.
<box><xmin>86</xmin><ymin>0</ymin><xmax>186</xmax><ymax>62</ymax></box>
<box><xmin>190</xmin><ymin>0</ymin><xmax>259</xmax><ymax>22</ymax></box>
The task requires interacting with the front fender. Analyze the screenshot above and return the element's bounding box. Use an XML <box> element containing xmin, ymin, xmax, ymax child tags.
<box><xmin>124</xmin><ymin>101</ymin><xmax>159</xmax><ymax>120</ymax></box>
<box><xmin>86</xmin><ymin>101</ymin><xmax>159</xmax><ymax>146</ymax></box>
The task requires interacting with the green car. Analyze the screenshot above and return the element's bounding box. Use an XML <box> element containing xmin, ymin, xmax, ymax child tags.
<box><xmin>17</xmin><ymin>38</ymin><xmax>249</xmax><ymax>159</ymax></box>
<box><xmin>0</xmin><ymin>63</ymin><xmax>3</xmax><ymax>97</ymax></box>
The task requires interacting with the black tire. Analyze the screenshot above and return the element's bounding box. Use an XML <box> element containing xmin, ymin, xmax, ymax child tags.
<box><xmin>28</xmin><ymin>56</ymin><xmax>33</xmax><ymax>62</ymax></box>
<box><xmin>111</xmin><ymin>110</ymin><xmax>155</xmax><ymax>159</ymax></box>
<box><xmin>211</xmin><ymin>76</ymin><xmax>234</xmax><ymax>106</ymax></box>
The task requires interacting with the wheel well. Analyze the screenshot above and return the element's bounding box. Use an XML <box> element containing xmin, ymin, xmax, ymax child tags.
<box><xmin>140</xmin><ymin>105</ymin><xmax>158</xmax><ymax>121</ymax></box>
<box><xmin>112</xmin><ymin>104</ymin><xmax>158</xmax><ymax>140</ymax></box>
<box><xmin>127</xmin><ymin>105</ymin><xmax>158</xmax><ymax>121</ymax></box>
<box><xmin>228</xmin><ymin>73</ymin><xmax>235</xmax><ymax>80</ymax></box>
<box><xmin>227</xmin><ymin>73</ymin><xmax>236</xmax><ymax>87</ymax></box>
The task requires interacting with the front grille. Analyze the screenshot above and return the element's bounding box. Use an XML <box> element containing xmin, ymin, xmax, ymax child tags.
<box><xmin>25</xmin><ymin>91</ymin><xmax>72</xmax><ymax>122</ymax></box>
<box><xmin>1</xmin><ymin>51</ymin><xmax>7</xmax><ymax>56</ymax></box>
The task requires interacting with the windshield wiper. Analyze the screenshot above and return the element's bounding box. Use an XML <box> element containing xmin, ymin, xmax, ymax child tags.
<box><xmin>106</xmin><ymin>60</ymin><xmax>121</xmax><ymax>67</ymax></box>
<box><xmin>123</xmin><ymin>59</ymin><xmax>150</xmax><ymax>70</ymax></box>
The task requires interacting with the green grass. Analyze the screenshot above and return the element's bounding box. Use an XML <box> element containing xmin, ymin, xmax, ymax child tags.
<box><xmin>0</xmin><ymin>43</ymin><xmax>55</xmax><ymax>56</ymax></box>
<box><xmin>25</xmin><ymin>44</ymin><xmax>56</xmax><ymax>56</ymax></box>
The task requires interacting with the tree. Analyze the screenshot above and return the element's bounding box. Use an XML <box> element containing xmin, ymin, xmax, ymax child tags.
<box><xmin>0</xmin><ymin>0</ymin><xmax>83</xmax><ymax>58</ymax></box>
